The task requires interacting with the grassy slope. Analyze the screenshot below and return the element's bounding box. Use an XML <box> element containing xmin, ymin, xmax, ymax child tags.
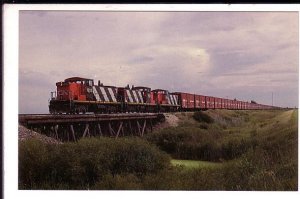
<box><xmin>160</xmin><ymin>109</ymin><xmax>298</xmax><ymax>190</ymax></box>
<box><xmin>172</xmin><ymin>109</ymin><xmax>296</xmax><ymax>161</ymax></box>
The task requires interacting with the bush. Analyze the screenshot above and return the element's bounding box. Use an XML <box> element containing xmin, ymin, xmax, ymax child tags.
<box><xmin>146</xmin><ymin>127</ymin><xmax>222</xmax><ymax>161</ymax></box>
<box><xmin>220</xmin><ymin>138</ymin><xmax>254</xmax><ymax>160</ymax></box>
<box><xmin>19</xmin><ymin>139</ymin><xmax>51</xmax><ymax>188</ymax></box>
<box><xmin>141</xmin><ymin>165</ymin><xmax>226</xmax><ymax>190</ymax></box>
<box><xmin>92</xmin><ymin>173</ymin><xmax>142</xmax><ymax>190</ymax></box>
<box><xmin>107</xmin><ymin>138</ymin><xmax>170</xmax><ymax>176</ymax></box>
<box><xmin>146</xmin><ymin>126</ymin><xmax>259</xmax><ymax>161</ymax></box>
<box><xmin>199</xmin><ymin>123</ymin><xmax>209</xmax><ymax>129</ymax></box>
<box><xmin>193</xmin><ymin>111</ymin><xmax>214</xmax><ymax>123</ymax></box>
<box><xmin>19</xmin><ymin>137</ymin><xmax>170</xmax><ymax>189</ymax></box>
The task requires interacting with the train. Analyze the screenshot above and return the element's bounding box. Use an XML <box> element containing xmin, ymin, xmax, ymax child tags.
<box><xmin>49</xmin><ymin>77</ymin><xmax>279</xmax><ymax>114</ymax></box>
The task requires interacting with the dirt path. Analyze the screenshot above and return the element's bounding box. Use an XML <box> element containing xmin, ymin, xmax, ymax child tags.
<box><xmin>275</xmin><ymin>110</ymin><xmax>295</xmax><ymax>125</ymax></box>
<box><xmin>164</xmin><ymin>113</ymin><xmax>179</xmax><ymax>127</ymax></box>
<box><xmin>153</xmin><ymin>113</ymin><xmax>179</xmax><ymax>130</ymax></box>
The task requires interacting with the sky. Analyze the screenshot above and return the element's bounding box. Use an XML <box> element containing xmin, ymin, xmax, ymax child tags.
<box><xmin>19</xmin><ymin>11</ymin><xmax>299</xmax><ymax>113</ymax></box>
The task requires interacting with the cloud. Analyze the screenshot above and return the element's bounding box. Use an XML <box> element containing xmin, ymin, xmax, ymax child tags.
<box><xmin>19</xmin><ymin>11</ymin><xmax>298</xmax><ymax>113</ymax></box>
<box><xmin>128</xmin><ymin>56</ymin><xmax>155</xmax><ymax>64</ymax></box>
<box><xmin>19</xmin><ymin>70</ymin><xmax>56</xmax><ymax>114</ymax></box>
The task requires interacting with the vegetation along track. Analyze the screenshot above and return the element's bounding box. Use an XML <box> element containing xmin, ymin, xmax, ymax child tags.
<box><xmin>19</xmin><ymin>109</ymin><xmax>297</xmax><ymax>190</ymax></box>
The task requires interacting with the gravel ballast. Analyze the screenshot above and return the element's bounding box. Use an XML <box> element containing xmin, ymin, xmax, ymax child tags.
<box><xmin>18</xmin><ymin>125</ymin><xmax>62</xmax><ymax>144</ymax></box>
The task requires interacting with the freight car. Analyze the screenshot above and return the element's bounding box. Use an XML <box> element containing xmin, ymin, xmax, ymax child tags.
<box><xmin>49</xmin><ymin>77</ymin><xmax>279</xmax><ymax>114</ymax></box>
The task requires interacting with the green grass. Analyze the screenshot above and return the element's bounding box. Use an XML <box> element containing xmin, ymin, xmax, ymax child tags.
<box><xmin>146</xmin><ymin>109</ymin><xmax>298</xmax><ymax>190</ymax></box>
<box><xmin>171</xmin><ymin>159</ymin><xmax>222</xmax><ymax>169</ymax></box>
<box><xmin>290</xmin><ymin>109</ymin><xmax>298</xmax><ymax>124</ymax></box>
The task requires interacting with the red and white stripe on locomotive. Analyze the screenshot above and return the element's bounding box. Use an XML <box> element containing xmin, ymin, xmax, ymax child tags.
<box><xmin>49</xmin><ymin>77</ymin><xmax>180</xmax><ymax>114</ymax></box>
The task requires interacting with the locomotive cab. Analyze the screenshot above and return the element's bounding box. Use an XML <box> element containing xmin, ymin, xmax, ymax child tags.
<box><xmin>152</xmin><ymin>89</ymin><xmax>179</xmax><ymax>112</ymax></box>
<box><xmin>55</xmin><ymin>77</ymin><xmax>93</xmax><ymax>101</ymax></box>
<box><xmin>49</xmin><ymin>77</ymin><xmax>95</xmax><ymax>114</ymax></box>
<box><xmin>151</xmin><ymin>89</ymin><xmax>169</xmax><ymax>104</ymax></box>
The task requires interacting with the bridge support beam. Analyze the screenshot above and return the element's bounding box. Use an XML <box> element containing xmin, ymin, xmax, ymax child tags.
<box><xmin>19</xmin><ymin>113</ymin><xmax>164</xmax><ymax>142</ymax></box>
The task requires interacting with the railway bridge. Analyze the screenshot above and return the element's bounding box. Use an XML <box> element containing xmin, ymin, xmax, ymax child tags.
<box><xmin>19</xmin><ymin>113</ymin><xmax>165</xmax><ymax>142</ymax></box>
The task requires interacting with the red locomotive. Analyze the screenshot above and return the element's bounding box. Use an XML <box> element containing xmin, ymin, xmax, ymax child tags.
<box><xmin>49</xmin><ymin>77</ymin><xmax>279</xmax><ymax>114</ymax></box>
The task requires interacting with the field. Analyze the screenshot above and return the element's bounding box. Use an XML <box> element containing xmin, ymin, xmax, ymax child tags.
<box><xmin>19</xmin><ymin>109</ymin><xmax>298</xmax><ymax>190</ymax></box>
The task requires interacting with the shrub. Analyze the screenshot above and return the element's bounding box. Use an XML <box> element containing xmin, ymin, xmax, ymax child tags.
<box><xmin>146</xmin><ymin>126</ymin><xmax>259</xmax><ymax>161</ymax></box>
<box><xmin>108</xmin><ymin>138</ymin><xmax>170</xmax><ymax>176</ymax></box>
<box><xmin>141</xmin><ymin>165</ymin><xmax>225</xmax><ymax>190</ymax></box>
<box><xmin>92</xmin><ymin>173</ymin><xmax>142</xmax><ymax>190</ymax></box>
<box><xmin>199</xmin><ymin>123</ymin><xmax>209</xmax><ymax>129</ymax></box>
<box><xmin>19</xmin><ymin>139</ymin><xmax>50</xmax><ymax>188</ymax></box>
<box><xmin>193</xmin><ymin>111</ymin><xmax>214</xmax><ymax>123</ymax></box>
<box><xmin>19</xmin><ymin>137</ymin><xmax>170</xmax><ymax>189</ymax></box>
<box><xmin>147</xmin><ymin>127</ymin><xmax>226</xmax><ymax>161</ymax></box>
<box><xmin>220</xmin><ymin>138</ymin><xmax>253</xmax><ymax>160</ymax></box>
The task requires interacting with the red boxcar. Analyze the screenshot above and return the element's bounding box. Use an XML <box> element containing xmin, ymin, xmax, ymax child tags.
<box><xmin>231</xmin><ymin>100</ymin><xmax>237</xmax><ymax>109</ymax></box>
<box><xmin>237</xmin><ymin>101</ymin><xmax>242</xmax><ymax>110</ymax></box>
<box><xmin>244</xmin><ymin>102</ymin><xmax>247</xmax><ymax>109</ymax></box>
<box><xmin>228</xmin><ymin>99</ymin><xmax>232</xmax><ymax>109</ymax></box>
<box><xmin>248</xmin><ymin>103</ymin><xmax>253</xmax><ymax>110</ymax></box>
<box><xmin>205</xmin><ymin>96</ymin><xmax>215</xmax><ymax>109</ymax></box>
<box><xmin>256</xmin><ymin>104</ymin><xmax>260</xmax><ymax>109</ymax></box>
<box><xmin>177</xmin><ymin>92</ymin><xmax>187</xmax><ymax>108</ymax></box>
<box><xmin>187</xmin><ymin>93</ymin><xmax>195</xmax><ymax>109</ymax></box>
<box><xmin>247</xmin><ymin>102</ymin><xmax>250</xmax><ymax>109</ymax></box>
<box><xmin>228</xmin><ymin>100</ymin><xmax>233</xmax><ymax>109</ymax></box>
<box><xmin>223</xmin><ymin>99</ymin><xmax>229</xmax><ymax>109</ymax></box>
<box><xmin>195</xmin><ymin>94</ymin><xmax>206</xmax><ymax>109</ymax></box>
<box><xmin>221</xmin><ymin>98</ymin><xmax>226</xmax><ymax>109</ymax></box>
<box><xmin>214</xmin><ymin>97</ymin><xmax>222</xmax><ymax>109</ymax></box>
<box><xmin>241</xmin><ymin>101</ymin><xmax>244</xmax><ymax>109</ymax></box>
<box><xmin>235</xmin><ymin>100</ymin><xmax>239</xmax><ymax>109</ymax></box>
<box><xmin>252</xmin><ymin>104</ymin><xmax>257</xmax><ymax>109</ymax></box>
<box><xmin>175</xmin><ymin>92</ymin><xmax>195</xmax><ymax>109</ymax></box>
<box><xmin>258</xmin><ymin>104</ymin><xmax>263</xmax><ymax>109</ymax></box>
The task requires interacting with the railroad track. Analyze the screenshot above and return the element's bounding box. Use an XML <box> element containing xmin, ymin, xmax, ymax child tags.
<box><xmin>19</xmin><ymin>113</ymin><xmax>165</xmax><ymax>125</ymax></box>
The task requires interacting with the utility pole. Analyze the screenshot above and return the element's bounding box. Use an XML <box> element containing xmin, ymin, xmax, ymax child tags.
<box><xmin>272</xmin><ymin>92</ymin><xmax>273</xmax><ymax>106</ymax></box>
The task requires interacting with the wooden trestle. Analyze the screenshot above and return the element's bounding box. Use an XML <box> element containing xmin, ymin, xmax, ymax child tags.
<box><xmin>19</xmin><ymin>113</ymin><xmax>165</xmax><ymax>142</ymax></box>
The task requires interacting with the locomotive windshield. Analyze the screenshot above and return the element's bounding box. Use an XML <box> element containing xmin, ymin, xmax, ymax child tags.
<box><xmin>64</xmin><ymin>77</ymin><xmax>94</xmax><ymax>86</ymax></box>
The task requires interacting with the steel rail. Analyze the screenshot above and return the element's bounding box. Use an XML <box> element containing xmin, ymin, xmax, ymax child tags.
<box><xmin>19</xmin><ymin>113</ymin><xmax>163</xmax><ymax>125</ymax></box>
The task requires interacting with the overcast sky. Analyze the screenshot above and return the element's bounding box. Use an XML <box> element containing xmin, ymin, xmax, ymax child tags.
<box><xmin>19</xmin><ymin>11</ymin><xmax>299</xmax><ymax>113</ymax></box>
